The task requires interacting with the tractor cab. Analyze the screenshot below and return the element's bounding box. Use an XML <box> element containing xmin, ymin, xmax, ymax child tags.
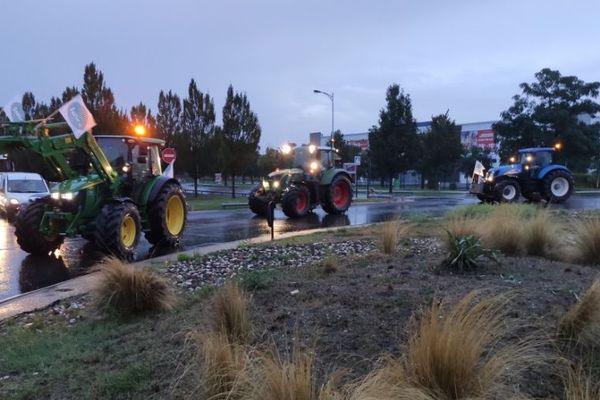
<box><xmin>95</xmin><ymin>135</ymin><xmax>164</xmax><ymax>179</ymax></box>
<box><xmin>518</xmin><ymin>148</ymin><xmax>554</xmax><ymax>174</ymax></box>
<box><xmin>293</xmin><ymin>144</ymin><xmax>340</xmax><ymax>174</ymax></box>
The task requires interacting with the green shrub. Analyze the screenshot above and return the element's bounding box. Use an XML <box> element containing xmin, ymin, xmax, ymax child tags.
<box><xmin>444</xmin><ymin>232</ymin><xmax>496</xmax><ymax>272</ymax></box>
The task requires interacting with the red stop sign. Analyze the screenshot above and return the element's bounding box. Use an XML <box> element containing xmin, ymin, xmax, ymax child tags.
<box><xmin>161</xmin><ymin>148</ymin><xmax>176</xmax><ymax>164</ymax></box>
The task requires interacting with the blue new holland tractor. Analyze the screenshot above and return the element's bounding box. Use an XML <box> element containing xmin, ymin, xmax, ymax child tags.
<box><xmin>470</xmin><ymin>147</ymin><xmax>574</xmax><ymax>203</ymax></box>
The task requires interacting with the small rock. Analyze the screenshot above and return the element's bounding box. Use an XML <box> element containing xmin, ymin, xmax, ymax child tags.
<box><xmin>290</xmin><ymin>290</ymin><xmax>300</xmax><ymax>296</ymax></box>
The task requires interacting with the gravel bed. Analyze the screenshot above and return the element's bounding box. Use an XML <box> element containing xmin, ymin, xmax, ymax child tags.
<box><xmin>166</xmin><ymin>239</ymin><xmax>378</xmax><ymax>290</ymax></box>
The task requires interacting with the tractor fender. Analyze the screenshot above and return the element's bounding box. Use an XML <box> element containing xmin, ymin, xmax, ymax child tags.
<box><xmin>319</xmin><ymin>168</ymin><xmax>352</xmax><ymax>185</ymax></box>
<box><xmin>142</xmin><ymin>176</ymin><xmax>181</xmax><ymax>206</ymax></box>
<box><xmin>537</xmin><ymin>164</ymin><xmax>571</xmax><ymax>180</ymax></box>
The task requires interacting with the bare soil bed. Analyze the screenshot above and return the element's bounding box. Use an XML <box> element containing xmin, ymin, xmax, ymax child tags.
<box><xmin>1</xmin><ymin>219</ymin><xmax>598</xmax><ymax>399</ymax></box>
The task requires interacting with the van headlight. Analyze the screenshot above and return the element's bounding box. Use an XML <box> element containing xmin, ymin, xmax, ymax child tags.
<box><xmin>9</xmin><ymin>198</ymin><xmax>19</xmax><ymax>205</ymax></box>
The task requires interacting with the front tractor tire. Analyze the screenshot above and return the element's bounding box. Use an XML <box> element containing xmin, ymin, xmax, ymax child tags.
<box><xmin>95</xmin><ymin>202</ymin><xmax>141</xmax><ymax>260</ymax></box>
<box><xmin>282</xmin><ymin>184</ymin><xmax>311</xmax><ymax>218</ymax></box>
<box><xmin>494</xmin><ymin>180</ymin><xmax>520</xmax><ymax>203</ymax></box>
<box><xmin>146</xmin><ymin>183</ymin><xmax>187</xmax><ymax>246</ymax></box>
<box><xmin>14</xmin><ymin>199</ymin><xmax>64</xmax><ymax>255</ymax></box>
<box><xmin>321</xmin><ymin>175</ymin><xmax>353</xmax><ymax>214</ymax></box>
<box><xmin>248</xmin><ymin>185</ymin><xmax>269</xmax><ymax>217</ymax></box>
<box><xmin>543</xmin><ymin>170</ymin><xmax>574</xmax><ymax>204</ymax></box>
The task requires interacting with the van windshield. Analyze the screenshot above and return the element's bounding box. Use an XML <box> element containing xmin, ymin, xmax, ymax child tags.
<box><xmin>7</xmin><ymin>179</ymin><xmax>47</xmax><ymax>193</ymax></box>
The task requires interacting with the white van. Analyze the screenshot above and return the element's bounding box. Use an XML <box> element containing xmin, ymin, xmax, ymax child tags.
<box><xmin>0</xmin><ymin>172</ymin><xmax>50</xmax><ymax>219</ymax></box>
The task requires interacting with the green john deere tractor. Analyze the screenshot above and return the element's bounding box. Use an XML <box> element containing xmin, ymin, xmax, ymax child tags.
<box><xmin>249</xmin><ymin>144</ymin><xmax>353</xmax><ymax>218</ymax></box>
<box><xmin>0</xmin><ymin>120</ymin><xmax>187</xmax><ymax>259</ymax></box>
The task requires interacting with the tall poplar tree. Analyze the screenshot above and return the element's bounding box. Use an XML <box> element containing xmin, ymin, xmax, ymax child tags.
<box><xmin>221</xmin><ymin>85</ymin><xmax>261</xmax><ymax>198</ymax></box>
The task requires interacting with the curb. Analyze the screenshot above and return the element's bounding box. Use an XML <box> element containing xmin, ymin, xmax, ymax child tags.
<box><xmin>0</xmin><ymin>223</ymin><xmax>369</xmax><ymax>321</ymax></box>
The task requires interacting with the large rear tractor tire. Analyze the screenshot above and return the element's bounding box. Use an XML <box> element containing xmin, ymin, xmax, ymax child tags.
<box><xmin>282</xmin><ymin>184</ymin><xmax>310</xmax><ymax>218</ymax></box>
<box><xmin>494</xmin><ymin>180</ymin><xmax>520</xmax><ymax>203</ymax></box>
<box><xmin>95</xmin><ymin>202</ymin><xmax>141</xmax><ymax>260</ymax></box>
<box><xmin>145</xmin><ymin>183</ymin><xmax>187</xmax><ymax>246</ymax></box>
<box><xmin>543</xmin><ymin>170</ymin><xmax>574</xmax><ymax>204</ymax></box>
<box><xmin>14</xmin><ymin>199</ymin><xmax>64</xmax><ymax>255</ymax></box>
<box><xmin>248</xmin><ymin>185</ymin><xmax>269</xmax><ymax>217</ymax></box>
<box><xmin>321</xmin><ymin>175</ymin><xmax>353</xmax><ymax>214</ymax></box>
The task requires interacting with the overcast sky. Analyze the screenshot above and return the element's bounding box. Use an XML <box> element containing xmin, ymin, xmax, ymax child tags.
<box><xmin>1</xmin><ymin>0</ymin><xmax>599</xmax><ymax>149</ymax></box>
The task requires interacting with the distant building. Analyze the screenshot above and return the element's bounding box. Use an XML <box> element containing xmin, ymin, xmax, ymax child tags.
<box><xmin>322</xmin><ymin>120</ymin><xmax>499</xmax><ymax>152</ymax></box>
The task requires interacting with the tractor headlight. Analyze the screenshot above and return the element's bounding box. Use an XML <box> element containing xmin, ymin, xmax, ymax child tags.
<box><xmin>262</xmin><ymin>180</ymin><xmax>270</xmax><ymax>190</ymax></box>
<box><xmin>485</xmin><ymin>175</ymin><xmax>494</xmax><ymax>182</ymax></box>
<box><xmin>61</xmin><ymin>192</ymin><xmax>77</xmax><ymax>201</ymax></box>
<box><xmin>273</xmin><ymin>181</ymin><xmax>280</xmax><ymax>189</ymax></box>
<box><xmin>9</xmin><ymin>198</ymin><xmax>19</xmax><ymax>205</ymax></box>
<box><xmin>51</xmin><ymin>192</ymin><xmax>60</xmax><ymax>200</ymax></box>
<box><xmin>309</xmin><ymin>161</ymin><xmax>319</xmax><ymax>172</ymax></box>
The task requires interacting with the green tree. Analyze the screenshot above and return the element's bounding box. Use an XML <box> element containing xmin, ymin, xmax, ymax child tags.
<box><xmin>21</xmin><ymin>92</ymin><xmax>36</xmax><ymax>120</ymax></box>
<box><xmin>257</xmin><ymin>147</ymin><xmax>280</xmax><ymax>176</ymax></box>
<box><xmin>82</xmin><ymin>62</ymin><xmax>129</xmax><ymax>133</ymax></box>
<box><xmin>368</xmin><ymin>84</ymin><xmax>419</xmax><ymax>193</ymax></box>
<box><xmin>494</xmin><ymin>68</ymin><xmax>600</xmax><ymax>171</ymax></box>
<box><xmin>419</xmin><ymin>112</ymin><xmax>463</xmax><ymax>189</ymax></box>
<box><xmin>221</xmin><ymin>85</ymin><xmax>261</xmax><ymax>198</ymax></box>
<box><xmin>329</xmin><ymin>130</ymin><xmax>361</xmax><ymax>163</ymax></box>
<box><xmin>181</xmin><ymin>79</ymin><xmax>216</xmax><ymax>196</ymax></box>
<box><xmin>156</xmin><ymin>90</ymin><xmax>182</xmax><ymax>147</ymax></box>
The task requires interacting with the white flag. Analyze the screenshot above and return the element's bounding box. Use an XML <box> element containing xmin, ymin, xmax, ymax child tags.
<box><xmin>473</xmin><ymin>160</ymin><xmax>485</xmax><ymax>176</ymax></box>
<box><xmin>59</xmin><ymin>95</ymin><xmax>96</xmax><ymax>138</ymax></box>
<box><xmin>3</xmin><ymin>96</ymin><xmax>25</xmax><ymax>122</ymax></box>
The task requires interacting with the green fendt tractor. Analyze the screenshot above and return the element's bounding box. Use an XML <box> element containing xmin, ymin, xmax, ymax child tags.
<box><xmin>0</xmin><ymin>121</ymin><xmax>187</xmax><ymax>259</ymax></box>
<box><xmin>248</xmin><ymin>144</ymin><xmax>353</xmax><ymax>218</ymax></box>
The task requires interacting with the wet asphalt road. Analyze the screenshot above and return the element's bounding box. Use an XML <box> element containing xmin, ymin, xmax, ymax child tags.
<box><xmin>1</xmin><ymin>193</ymin><xmax>600</xmax><ymax>302</ymax></box>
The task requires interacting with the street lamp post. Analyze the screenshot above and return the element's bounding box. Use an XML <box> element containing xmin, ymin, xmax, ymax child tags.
<box><xmin>313</xmin><ymin>89</ymin><xmax>334</xmax><ymax>152</ymax></box>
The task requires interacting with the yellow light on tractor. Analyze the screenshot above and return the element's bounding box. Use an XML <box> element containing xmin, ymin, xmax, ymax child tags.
<box><xmin>509</xmin><ymin>156</ymin><xmax>516</xmax><ymax>163</ymax></box>
<box><xmin>554</xmin><ymin>142</ymin><xmax>562</xmax><ymax>150</ymax></box>
<box><xmin>134</xmin><ymin>125</ymin><xmax>146</xmax><ymax>136</ymax></box>
<box><xmin>281</xmin><ymin>144</ymin><xmax>292</xmax><ymax>155</ymax></box>
<box><xmin>526</xmin><ymin>155</ymin><xmax>533</xmax><ymax>163</ymax></box>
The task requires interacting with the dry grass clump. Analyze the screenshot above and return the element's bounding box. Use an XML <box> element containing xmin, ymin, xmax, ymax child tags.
<box><xmin>564</xmin><ymin>365</ymin><xmax>600</xmax><ymax>400</ymax></box>
<box><xmin>211</xmin><ymin>281</ymin><xmax>253</xmax><ymax>344</ymax></box>
<box><xmin>522</xmin><ymin>210</ymin><xmax>561</xmax><ymax>258</ymax></box>
<box><xmin>251</xmin><ymin>347</ymin><xmax>341</xmax><ymax>400</ymax></box>
<box><xmin>558</xmin><ymin>279</ymin><xmax>600</xmax><ymax>345</ymax></box>
<box><xmin>380</xmin><ymin>219</ymin><xmax>410</xmax><ymax>255</ymax></box>
<box><xmin>320</xmin><ymin>254</ymin><xmax>340</xmax><ymax>274</ymax></box>
<box><xmin>92</xmin><ymin>256</ymin><xmax>176</xmax><ymax>317</ymax></box>
<box><xmin>191</xmin><ymin>331</ymin><xmax>252</xmax><ymax>399</ymax></box>
<box><xmin>573</xmin><ymin>218</ymin><xmax>600</xmax><ymax>265</ymax></box>
<box><xmin>351</xmin><ymin>292</ymin><xmax>534</xmax><ymax>400</ymax></box>
<box><xmin>481</xmin><ymin>205</ymin><xmax>525</xmax><ymax>255</ymax></box>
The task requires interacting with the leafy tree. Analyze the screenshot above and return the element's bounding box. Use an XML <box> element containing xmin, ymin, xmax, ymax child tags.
<box><xmin>81</xmin><ymin>62</ymin><xmax>129</xmax><ymax>133</ymax></box>
<box><xmin>181</xmin><ymin>79</ymin><xmax>216</xmax><ymax>195</ymax></box>
<box><xmin>419</xmin><ymin>112</ymin><xmax>463</xmax><ymax>189</ymax></box>
<box><xmin>221</xmin><ymin>85</ymin><xmax>261</xmax><ymax>198</ymax></box>
<box><xmin>257</xmin><ymin>147</ymin><xmax>280</xmax><ymax>176</ymax></box>
<box><xmin>368</xmin><ymin>84</ymin><xmax>419</xmax><ymax>193</ymax></box>
<box><xmin>156</xmin><ymin>90</ymin><xmax>182</xmax><ymax>147</ymax></box>
<box><xmin>21</xmin><ymin>92</ymin><xmax>36</xmax><ymax>120</ymax></box>
<box><xmin>61</xmin><ymin>87</ymin><xmax>79</xmax><ymax>103</ymax></box>
<box><xmin>494</xmin><ymin>68</ymin><xmax>600</xmax><ymax>171</ymax></box>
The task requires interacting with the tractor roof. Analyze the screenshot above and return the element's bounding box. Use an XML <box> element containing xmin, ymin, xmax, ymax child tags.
<box><xmin>95</xmin><ymin>134</ymin><xmax>165</xmax><ymax>145</ymax></box>
<box><xmin>518</xmin><ymin>147</ymin><xmax>555</xmax><ymax>153</ymax></box>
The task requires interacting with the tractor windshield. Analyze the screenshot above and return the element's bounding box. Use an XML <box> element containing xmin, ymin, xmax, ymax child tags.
<box><xmin>520</xmin><ymin>152</ymin><xmax>551</xmax><ymax>167</ymax></box>
<box><xmin>96</xmin><ymin>136</ymin><xmax>127</xmax><ymax>170</ymax></box>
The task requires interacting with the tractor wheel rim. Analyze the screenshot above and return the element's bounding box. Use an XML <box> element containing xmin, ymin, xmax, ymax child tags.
<box><xmin>296</xmin><ymin>191</ymin><xmax>307</xmax><ymax>213</ymax></box>
<box><xmin>333</xmin><ymin>181</ymin><xmax>350</xmax><ymax>208</ymax></box>
<box><xmin>166</xmin><ymin>195</ymin><xmax>185</xmax><ymax>235</ymax></box>
<box><xmin>502</xmin><ymin>185</ymin><xmax>516</xmax><ymax>200</ymax></box>
<box><xmin>120</xmin><ymin>214</ymin><xmax>137</xmax><ymax>248</ymax></box>
<box><xmin>551</xmin><ymin>177</ymin><xmax>569</xmax><ymax>197</ymax></box>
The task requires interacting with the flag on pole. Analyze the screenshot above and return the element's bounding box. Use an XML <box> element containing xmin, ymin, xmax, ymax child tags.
<box><xmin>59</xmin><ymin>95</ymin><xmax>96</xmax><ymax>138</ymax></box>
<box><xmin>473</xmin><ymin>160</ymin><xmax>485</xmax><ymax>176</ymax></box>
<box><xmin>3</xmin><ymin>96</ymin><xmax>25</xmax><ymax>122</ymax></box>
